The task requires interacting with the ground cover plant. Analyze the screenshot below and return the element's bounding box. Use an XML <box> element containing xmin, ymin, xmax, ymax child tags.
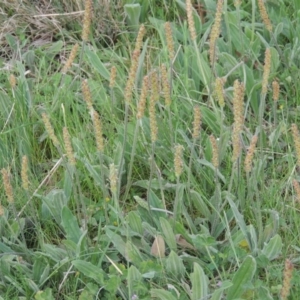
<box><xmin>0</xmin><ymin>0</ymin><xmax>300</xmax><ymax>299</ymax></box>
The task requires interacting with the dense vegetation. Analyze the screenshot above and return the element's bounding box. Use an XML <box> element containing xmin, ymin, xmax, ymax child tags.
<box><xmin>0</xmin><ymin>0</ymin><xmax>299</xmax><ymax>299</ymax></box>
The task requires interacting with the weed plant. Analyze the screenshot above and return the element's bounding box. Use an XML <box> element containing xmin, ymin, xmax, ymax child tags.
<box><xmin>0</xmin><ymin>0</ymin><xmax>300</xmax><ymax>299</ymax></box>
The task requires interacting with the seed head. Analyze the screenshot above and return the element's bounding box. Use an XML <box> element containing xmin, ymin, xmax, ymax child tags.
<box><xmin>109</xmin><ymin>163</ymin><xmax>118</xmax><ymax>195</ymax></box>
<box><xmin>21</xmin><ymin>155</ymin><xmax>29</xmax><ymax>191</ymax></box>
<box><xmin>186</xmin><ymin>0</ymin><xmax>197</xmax><ymax>41</ymax></box>
<box><xmin>272</xmin><ymin>80</ymin><xmax>280</xmax><ymax>102</ymax></box>
<box><xmin>292</xmin><ymin>180</ymin><xmax>300</xmax><ymax>203</ymax></box>
<box><xmin>174</xmin><ymin>144</ymin><xmax>184</xmax><ymax>178</ymax></box>
<box><xmin>41</xmin><ymin>113</ymin><xmax>59</xmax><ymax>147</ymax></box>
<box><xmin>280</xmin><ymin>259</ymin><xmax>293</xmax><ymax>300</ymax></box>
<box><xmin>63</xmin><ymin>127</ymin><xmax>76</xmax><ymax>165</ymax></box>
<box><xmin>82</xmin><ymin>80</ymin><xmax>93</xmax><ymax>111</ymax></box>
<box><xmin>244</xmin><ymin>135</ymin><xmax>258</xmax><ymax>173</ymax></box>
<box><xmin>192</xmin><ymin>105</ymin><xmax>201</xmax><ymax>140</ymax></box>
<box><xmin>215</xmin><ymin>77</ymin><xmax>226</xmax><ymax>107</ymax></box>
<box><xmin>149</xmin><ymin>72</ymin><xmax>159</xmax><ymax>143</ymax></box>
<box><xmin>61</xmin><ymin>43</ymin><xmax>79</xmax><ymax>74</ymax></box>
<box><xmin>262</xmin><ymin>48</ymin><xmax>271</xmax><ymax>95</ymax></box>
<box><xmin>231</xmin><ymin>80</ymin><xmax>245</xmax><ymax>162</ymax></box>
<box><xmin>9</xmin><ymin>74</ymin><xmax>17</xmax><ymax>89</ymax></box>
<box><xmin>257</xmin><ymin>0</ymin><xmax>272</xmax><ymax>32</ymax></box>
<box><xmin>161</xmin><ymin>64</ymin><xmax>171</xmax><ymax>107</ymax></box>
<box><xmin>165</xmin><ymin>22</ymin><xmax>175</xmax><ymax>61</ymax></box>
<box><xmin>1</xmin><ymin>168</ymin><xmax>14</xmax><ymax>204</ymax></box>
<box><xmin>137</xmin><ymin>75</ymin><xmax>148</xmax><ymax>119</ymax></box>
<box><xmin>82</xmin><ymin>0</ymin><xmax>92</xmax><ymax>41</ymax></box>
<box><xmin>92</xmin><ymin>110</ymin><xmax>104</xmax><ymax>152</ymax></box>
<box><xmin>291</xmin><ymin>123</ymin><xmax>300</xmax><ymax>167</ymax></box>
<box><xmin>209</xmin><ymin>135</ymin><xmax>219</xmax><ymax>168</ymax></box>
<box><xmin>209</xmin><ymin>0</ymin><xmax>224</xmax><ymax>65</ymax></box>
<box><xmin>109</xmin><ymin>66</ymin><xmax>117</xmax><ymax>89</ymax></box>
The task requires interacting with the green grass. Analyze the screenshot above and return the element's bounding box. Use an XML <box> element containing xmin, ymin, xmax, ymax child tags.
<box><xmin>0</xmin><ymin>0</ymin><xmax>300</xmax><ymax>299</ymax></box>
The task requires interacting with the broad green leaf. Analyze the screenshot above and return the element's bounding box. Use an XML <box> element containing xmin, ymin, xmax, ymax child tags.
<box><xmin>190</xmin><ymin>263</ymin><xmax>208</xmax><ymax>300</ymax></box>
<box><xmin>46</xmin><ymin>41</ymin><xmax>63</xmax><ymax>57</ymax></box>
<box><xmin>211</xmin><ymin>280</ymin><xmax>232</xmax><ymax>300</ymax></box>
<box><xmin>106</xmin><ymin>228</ymin><xmax>127</xmax><ymax>259</ymax></box>
<box><xmin>105</xmin><ymin>275</ymin><xmax>121</xmax><ymax>294</ymax></box>
<box><xmin>190</xmin><ymin>190</ymin><xmax>211</xmax><ymax>218</ymax></box>
<box><xmin>270</xmin><ymin>47</ymin><xmax>280</xmax><ymax>73</ymax></box>
<box><xmin>72</xmin><ymin>260</ymin><xmax>104</xmax><ymax>284</ymax></box>
<box><xmin>76</xmin><ymin>230</ymin><xmax>88</xmax><ymax>257</ymax></box>
<box><xmin>85</xmin><ymin>48</ymin><xmax>110</xmax><ymax>80</ymax></box>
<box><xmin>262</xmin><ymin>234</ymin><xmax>282</xmax><ymax>261</ymax></box>
<box><xmin>196</xmin><ymin>159</ymin><xmax>226</xmax><ymax>183</ymax></box>
<box><xmin>126</xmin><ymin>240</ymin><xmax>144</xmax><ymax>264</ymax></box>
<box><xmin>166</xmin><ymin>251</ymin><xmax>186</xmax><ymax>279</ymax></box>
<box><xmin>248</xmin><ymin>225</ymin><xmax>258</xmax><ymax>254</ymax></box>
<box><xmin>34</xmin><ymin>288</ymin><xmax>54</xmax><ymax>300</ymax></box>
<box><xmin>127</xmin><ymin>211</ymin><xmax>143</xmax><ymax>235</ymax></box>
<box><xmin>150</xmin><ymin>289</ymin><xmax>177</xmax><ymax>300</ymax></box>
<box><xmin>39</xmin><ymin>189</ymin><xmax>68</xmax><ymax>224</ymax></box>
<box><xmin>128</xmin><ymin>265</ymin><xmax>142</xmax><ymax>299</ymax></box>
<box><xmin>0</xmin><ymin>242</ymin><xmax>14</xmax><ymax>253</ymax></box>
<box><xmin>227</xmin><ymin>256</ymin><xmax>256</xmax><ymax>300</ymax></box>
<box><xmin>63</xmin><ymin>167</ymin><xmax>74</xmax><ymax>201</ymax></box>
<box><xmin>61</xmin><ymin>206</ymin><xmax>81</xmax><ymax>243</ymax></box>
<box><xmin>33</xmin><ymin>257</ymin><xmax>49</xmax><ymax>284</ymax></box>
<box><xmin>226</xmin><ymin>195</ymin><xmax>252</xmax><ymax>251</ymax></box>
<box><xmin>160</xmin><ymin>217</ymin><xmax>177</xmax><ymax>251</ymax></box>
<box><xmin>124</xmin><ymin>4</ymin><xmax>141</xmax><ymax>28</ymax></box>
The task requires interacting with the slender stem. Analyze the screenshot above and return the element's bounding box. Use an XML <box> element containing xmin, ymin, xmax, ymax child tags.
<box><xmin>173</xmin><ymin>176</ymin><xmax>181</xmax><ymax>228</ymax></box>
<box><xmin>123</xmin><ymin>120</ymin><xmax>140</xmax><ymax>201</ymax></box>
<box><xmin>146</xmin><ymin>143</ymin><xmax>156</xmax><ymax>225</ymax></box>
<box><xmin>118</xmin><ymin>103</ymin><xmax>130</xmax><ymax>196</ymax></box>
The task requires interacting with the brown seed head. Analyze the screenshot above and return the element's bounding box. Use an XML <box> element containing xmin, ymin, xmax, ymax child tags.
<box><xmin>92</xmin><ymin>110</ymin><xmax>104</xmax><ymax>152</ymax></box>
<box><xmin>124</xmin><ymin>50</ymin><xmax>140</xmax><ymax>104</ymax></box>
<box><xmin>186</xmin><ymin>0</ymin><xmax>197</xmax><ymax>41</ymax></box>
<box><xmin>1</xmin><ymin>168</ymin><xmax>14</xmax><ymax>204</ymax></box>
<box><xmin>291</xmin><ymin>123</ymin><xmax>300</xmax><ymax>167</ymax></box>
<box><xmin>109</xmin><ymin>66</ymin><xmax>117</xmax><ymax>89</ymax></box>
<box><xmin>82</xmin><ymin>0</ymin><xmax>92</xmax><ymax>41</ymax></box>
<box><xmin>257</xmin><ymin>0</ymin><xmax>272</xmax><ymax>32</ymax></box>
<box><xmin>174</xmin><ymin>144</ymin><xmax>184</xmax><ymax>178</ymax></box>
<box><xmin>63</xmin><ymin>127</ymin><xmax>76</xmax><ymax>165</ymax></box>
<box><xmin>161</xmin><ymin>64</ymin><xmax>171</xmax><ymax>107</ymax></box>
<box><xmin>262</xmin><ymin>48</ymin><xmax>271</xmax><ymax>95</ymax></box>
<box><xmin>134</xmin><ymin>24</ymin><xmax>146</xmax><ymax>53</ymax></box>
<box><xmin>292</xmin><ymin>179</ymin><xmax>300</xmax><ymax>203</ymax></box>
<box><xmin>244</xmin><ymin>135</ymin><xmax>258</xmax><ymax>173</ymax></box>
<box><xmin>82</xmin><ymin>80</ymin><xmax>93</xmax><ymax>111</ymax></box>
<box><xmin>215</xmin><ymin>77</ymin><xmax>226</xmax><ymax>107</ymax></box>
<box><xmin>21</xmin><ymin>155</ymin><xmax>29</xmax><ymax>191</ymax></box>
<box><xmin>234</xmin><ymin>0</ymin><xmax>241</xmax><ymax>7</ymax></box>
<box><xmin>109</xmin><ymin>163</ymin><xmax>118</xmax><ymax>195</ymax></box>
<box><xmin>41</xmin><ymin>113</ymin><xmax>59</xmax><ymax>147</ymax></box>
<box><xmin>280</xmin><ymin>259</ymin><xmax>293</xmax><ymax>300</ymax></box>
<box><xmin>232</xmin><ymin>80</ymin><xmax>245</xmax><ymax>162</ymax></box>
<box><xmin>209</xmin><ymin>135</ymin><xmax>219</xmax><ymax>168</ymax></box>
<box><xmin>9</xmin><ymin>74</ymin><xmax>17</xmax><ymax>89</ymax></box>
<box><xmin>137</xmin><ymin>75</ymin><xmax>149</xmax><ymax>119</ymax></box>
<box><xmin>272</xmin><ymin>80</ymin><xmax>280</xmax><ymax>102</ymax></box>
<box><xmin>61</xmin><ymin>43</ymin><xmax>79</xmax><ymax>74</ymax></box>
<box><xmin>192</xmin><ymin>105</ymin><xmax>201</xmax><ymax>140</ymax></box>
<box><xmin>209</xmin><ymin>0</ymin><xmax>224</xmax><ymax>65</ymax></box>
<box><xmin>165</xmin><ymin>22</ymin><xmax>175</xmax><ymax>61</ymax></box>
<box><xmin>0</xmin><ymin>203</ymin><xmax>4</xmax><ymax>216</ymax></box>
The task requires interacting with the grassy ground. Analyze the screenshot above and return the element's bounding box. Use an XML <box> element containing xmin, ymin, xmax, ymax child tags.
<box><xmin>0</xmin><ymin>0</ymin><xmax>300</xmax><ymax>299</ymax></box>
